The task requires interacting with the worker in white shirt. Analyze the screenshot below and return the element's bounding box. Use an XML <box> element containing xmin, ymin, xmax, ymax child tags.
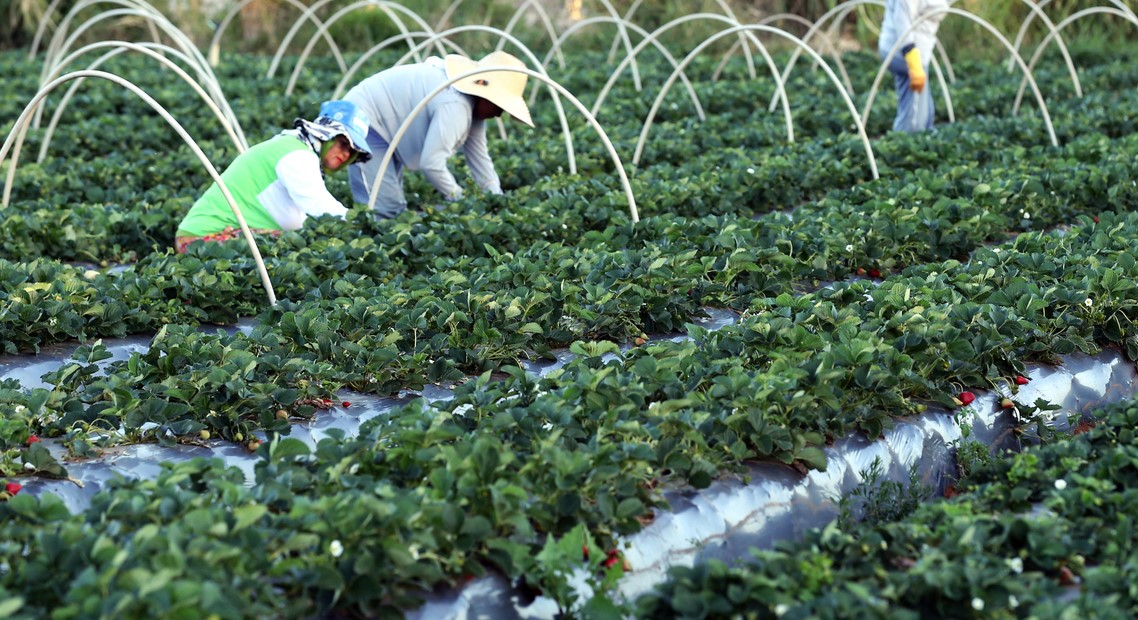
<box><xmin>175</xmin><ymin>100</ymin><xmax>371</xmax><ymax>252</ymax></box>
<box><xmin>343</xmin><ymin>51</ymin><xmax>534</xmax><ymax>219</ymax></box>
<box><xmin>879</xmin><ymin>0</ymin><xmax>948</xmax><ymax>132</ymax></box>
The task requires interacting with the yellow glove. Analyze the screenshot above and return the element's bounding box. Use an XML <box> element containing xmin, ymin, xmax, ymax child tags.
<box><xmin>904</xmin><ymin>47</ymin><xmax>926</xmax><ymax>93</ymax></box>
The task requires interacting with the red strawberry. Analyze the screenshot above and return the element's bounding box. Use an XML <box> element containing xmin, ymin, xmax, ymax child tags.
<box><xmin>958</xmin><ymin>391</ymin><xmax>976</xmax><ymax>406</ymax></box>
<box><xmin>868</xmin><ymin>268</ymin><xmax>881</xmax><ymax>278</ymax></box>
<box><xmin>856</xmin><ymin>267</ymin><xmax>867</xmax><ymax>276</ymax></box>
<box><xmin>342</xmin><ymin>401</ymin><xmax>351</xmax><ymax>408</ymax></box>
<box><xmin>1092</xmin><ymin>216</ymin><xmax>1100</xmax><ymax>223</ymax></box>
<box><xmin>26</xmin><ymin>435</ymin><xmax>40</xmax><ymax>445</ymax></box>
<box><xmin>5</xmin><ymin>482</ymin><xmax>21</xmax><ymax>495</ymax></box>
<box><xmin>1014</xmin><ymin>376</ymin><xmax>1030</xmax><ymax>385</ymax></box>
<box><xmin>1000</xmin><ymin>397</ymin><xmax>1015</xmax><ymax>409</ymax></box>
<box><xmin>582</xmin><ymin>545</ymin><xmax>590</xmax><ymax>560</ymax></box>
<box><xmin>1058</xmin><ymin>565</ymin><xmax>1077</xmax><ymax>585</ymax></box>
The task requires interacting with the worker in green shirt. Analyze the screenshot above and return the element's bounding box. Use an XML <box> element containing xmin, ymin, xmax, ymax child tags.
<box><xmin>175</xmin><ymin>100</ymin><xmax>372</xmax><ymax>253</ymax></box>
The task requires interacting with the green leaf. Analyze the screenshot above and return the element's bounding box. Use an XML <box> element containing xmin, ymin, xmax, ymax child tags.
<box><xmin>615</xmin><ymin>497</ymin><xmax>644</xmax><ymax>520</ymax></box>
<box><xmin>269</xmin><ymin>437</ymin><xmax>311</xmax><ymax>460</ymax></box>
<box><xmin>232</xmin><ymin>504</ymin><xmax>268</xmax><ymax>531</ymax></box>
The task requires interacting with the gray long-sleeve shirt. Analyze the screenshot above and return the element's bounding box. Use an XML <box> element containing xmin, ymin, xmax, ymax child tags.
<box><xmin>343</xmin><ymin>57</ymin><xmax>501</xmax><ymax>202</ymax></box>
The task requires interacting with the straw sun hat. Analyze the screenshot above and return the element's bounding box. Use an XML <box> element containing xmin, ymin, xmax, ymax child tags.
<box><xmin>444</xmin><ymin>51</ymin><xmax>534</xmax><ymax>127</ymax></box>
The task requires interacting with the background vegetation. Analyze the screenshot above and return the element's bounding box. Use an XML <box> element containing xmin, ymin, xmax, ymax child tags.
<box><xmin>2</xmin><ymin>0</ymin><xmax>1133</xmax><ymax>61</ymax></box>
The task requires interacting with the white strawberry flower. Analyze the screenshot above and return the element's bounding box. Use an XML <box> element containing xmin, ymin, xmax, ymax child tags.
<box><xmin>329</xmin><ymin>540</ymin><xmax>344</xmax><ymax>558</ymax></box>
<box><xmin>1054</xmin><ymin>479</ymin><xmax>1067</xmax><ymax>490</ymax></box>
<box><xmin>1006</xmin><ymin>557</ymin><xmax>1023</xmax><ymax>574</ymax></box>
<box><xmin>1084</xmin><ymin>298</ymin><xmax>1093</xmax><ymax>308</ymax></box>
<box><xmin>971</xmin><ymin>597</ymin><xmax>984</xmax><ymax>611</ymax></box>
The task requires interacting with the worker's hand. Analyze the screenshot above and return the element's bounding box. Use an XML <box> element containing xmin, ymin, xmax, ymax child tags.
<box><xmin>904</xmin><ymin>47</ymin><xmax>926</xmax><ymax>93</ymax></box>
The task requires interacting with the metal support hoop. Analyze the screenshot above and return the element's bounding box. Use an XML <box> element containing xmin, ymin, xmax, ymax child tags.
<box><xmin>365</xmin><ymin>66</ymin><xmax>639</xmax><ymax>224</ymax></box>
<box><xmin>537</xmin><ymin>17</ymin><xmax>705</xmax><ymax>122</ymax></box>
<box><xmin>610</xmin><ymin>0</ymin><xmax>753</xmax><ymax>84</ymax></box>
<box><xmin>28</xmin><ymin>0</ymin><xmax>68</xmax><ymax>60</ymax></box>
<box><xmin>1012</xmin><ymin>7</ymin><xmax>1138</xmax><ymax>115</ymax></box>
<box><xmin>39</xmin><ymin>40</ymin><xmax>245</xmax><ymax>148</ymax></box>
<box><xmin>589</xmin><ymin>0</ymin><xmax>642</xmax><ymax>92</ymax></box>
<box><xmin>332</xmin><ymin>32</ymin><xmax>468</xmax><ymax>100</ymax></box>
<box><xmin>592</xmin><ymin>14</ymin><xmax>793</xmax><ymax>147</ymax></box>
<box><xmin>41</xmin><ymin>2</ymin><xmax>217</xmax><ymax>103</ymax></box>
<box><xmin>710</xmin><ymin>13</ymin><xmax>819</xmax><ymax>84</ymax></box>
<box><xmin>376</xmin><ymin>26</ymin><xmax>578</xmax><ymax>175</ymax></box>
<box><xmin>267</xmin><ymin>0</ymin><xmax>441</xmax><ymax>79</ymax></box>
<box><xmin>284</xmin><ymin>0</ymin><xmax>402</xmax><ymax>97</ymax></box>
<box><xmin>207</xmin><ymin>0</ymin><xmax>346</xmax><ymax>72</ymax></box>
<box><xmin>766</xmin><ymin>0</ymin><xmax>955</xmax><ymax>114</ymax></box>
<box><xmin>36</xmin><ymin>42</ymin><xmax>248</xmax><ymax>163</ymax></box>
<box><xmin>863</xmin><ymin>8</ymin><xmax>1058</xmax><ymax>147</ymax></box>
<box><xmin>494</xmin><ymin>0</ymin><xmax>565</xmax><ymax>69</ymax></box>
<box><xmin>0</xmin><ymin>70</ymin><xmax>277</xmax><ymax>306</ymax></box>
<box><xmin>41</xmin><ymin>0</ymin><xmax>172</xmax><ymax>79</ymax></box>
<box><xmin>1007</xmin><ymin>0</ymin><xmax>1132</xmax><ymax>76</ymax></box>
<box><xmin>434</xmin><ymin>0</ymin><xmax>466</xmax><ymax>31</ymax></box>
<box><xmin>633</xmin><ymin>24</ymin><xmax>878</xmax><ymax>183</ymax></box>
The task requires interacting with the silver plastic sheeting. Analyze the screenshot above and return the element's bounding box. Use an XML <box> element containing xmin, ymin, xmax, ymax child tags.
<box><xmin>0</xmin><ymin>316</ymin><xmax>1135</xmax><ymax>619</ymax></box>
<box><xmin>405</xmin><ymin>350</ymin><xmax>1138</xmax><ymax>618</ymax></box>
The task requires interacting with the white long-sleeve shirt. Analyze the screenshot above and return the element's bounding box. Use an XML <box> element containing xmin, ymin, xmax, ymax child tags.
<box><xmin>879</xmin><ymin>0</ymin><xmax>949</xmax><ymax>66</ymax></box>
<box><xmin>177</xmin><ymin>132</ymin><xmax>347</xmax><ymax>236</ymax></box>
<box><xmin>344</xmin><ymin>57</ymin><xmax>501</xmax><ymax>201</ymax></box>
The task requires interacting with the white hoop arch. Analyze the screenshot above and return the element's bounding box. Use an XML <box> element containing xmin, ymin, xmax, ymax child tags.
<box><xmin>712</xmin><ymin>12</ymin><xmax>853</xmax><ymax>95</ymax></box>
<box><xmin>365</xmin><ymin>26</ymin><xmax>579</xmax><ymax>175</ymax></box>
<box><xmin>365</xmin><ymin>66</ymin><xmax>639</xmax><ymax>224</ymax></box>
<box><xmin>946</xmin><ymin>0</ymin><xmax>1082</xmax><ymax>98</ymax></box>
<box><xmin>493</xmin><ymin>0</ymin><xmax>565</xmax><ymax>69</ymax></box>
<box><xmin>591</xmin><ymin>14</ymin><xmax>793</xmax><ymax>147</ymax></box>
<box><xmin>266</xmin><ymin>0</ymin><xmax>442</xmax><ymax>79</ymax></box>
<box><xmin>538</xmin><ymin>17</ymin><xmax>705</xmax><ymax>122</ymax></box>
<box><xmin>36</xmin><ymin>4</ymin><xmax>236</xmax><ymax>143</ymax></box>
<box><xmin>41</xmin><ymin>0</ymin><xmax>174</xmax><ymax>79</ymax></box>
<box><xmin>434</xmin><ymin>0</ymin><xmax>466</xmax><ymax>31</ymax></box>
<box><xmin>0</xmin><ymin>70</ymin><xmax>277</xmax><ymax>306</ymax></box>
<box><xmin>206</xmin><ymin>0</ymin><xmax>346</xmax><ymax>72</ymax></box>
<box><xmin>764</xmin><ymin>0</ymin><xmax>951</xmax><ymax>114</ymax></box>
<box><xmin>609</xmin><ymin>0</ymin><xmax>753</xmax><ymax>84</ymax></box>
<box><xmin>283</xmin><ymin>0</ymin><xmax>403</xmax><ymax>97</ymax></box>
<box><xmin>864</xmin><ymin>7</ymin><xmax>1058</xmax><ymax>147</ymax></box>
<box><xmin>35</xmin><ymin>41</ymin><xmax>248</xmax><ymax>165</ymax></box>
<box><xmin>28</xmin><ymin>0</ymin><xmax>68</xmax><ymax>60</ymax></box>
<box><xmin>329</xmin><ymin>32</ymin><xmax>468</xmax><ymax>100</ymax></box>
<box><xmin>1007</xmin><ymin>0</ymin><xmax>1133</xmax><ymax>75</ymax></box>
<box><xmin>34</xmin><ymin>38</ymin><xmax>235</xmax><ymax>133</ymax></box>
<box><xmin>766</xmin><ymin>0</ymin><xmax>956</xmax><ymax>115</ymax></box>
<box><xmin>41</xmin><ymin>2</ymin><xmax>216</xmax><ymax>94</ymax></box>
<box><xmin>1012</xmin><ymin>7</ymin><xmax>1138</xmax><ymax>116</ymax></box>
<box><xmin>587</xmin><ymin>0</ymin><xmax>642</xmax><ymax>92</ymax></box>
<box><xmin>632</xmin><ymin>23</ymin><xmax>878</xmax><ymax>183</ymax></box>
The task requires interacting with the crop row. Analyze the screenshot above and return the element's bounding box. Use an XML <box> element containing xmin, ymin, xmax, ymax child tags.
<box><xmin>638</xmin><ymin>399</ymin><xmax>1138</xmax><ymax>618</ymax></box>
<box><xmin>1</xmin><ymin>44</ymin><xmax>1137</xmax><ymax>615</ymax></box>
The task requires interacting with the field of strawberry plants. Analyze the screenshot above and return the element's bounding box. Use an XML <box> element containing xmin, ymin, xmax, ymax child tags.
<box><xmin>2</xmin><ymin>2</ymin><xmax>1138</xmax><ymax>617</ymax></box>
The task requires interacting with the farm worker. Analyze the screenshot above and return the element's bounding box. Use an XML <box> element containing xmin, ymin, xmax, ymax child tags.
<box><xmin>174</xmin><ymin>100</ymin><xmax>372</xmax><ymax>253</ymax></box>
<box><xmin>879</xmin><ymin>0</ymin><xmax>949</xmax><ymax>132</ymax></box>
<box><xmin>342</xmin><ymin>51</ymin><xmax>534</xmax><ymax>219</ymax></box>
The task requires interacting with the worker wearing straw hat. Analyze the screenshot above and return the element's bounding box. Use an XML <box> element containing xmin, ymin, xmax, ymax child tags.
<box><xmin>343</xmin><ymin>51</ymin><xmax>534</xmax><ymax>219</ymax></box>
<box><xmin>879</xmin><ymin>0</ymin><xmax>948</xmax><ymax>132</ymax></box>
